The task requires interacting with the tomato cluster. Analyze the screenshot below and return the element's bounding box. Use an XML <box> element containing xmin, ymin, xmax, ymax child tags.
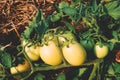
<box><xmin>22</xmin><ymin>30</ymin><xmax>87</xmax><ymax>66</ymax></box>
<box><xmin>10</xmin><ymin>28</ymin><xmax>109</xmax><ymax>75</ymax></box>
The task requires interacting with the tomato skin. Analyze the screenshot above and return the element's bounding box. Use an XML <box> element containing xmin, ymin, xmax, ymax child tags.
<box><xmin>115</xmin><ymin>50</ymin><xmax>120</xmax><ymax>63</ymax></box>
<box><xmin>25</xmin><ymin>44</ymin><xmax>40</xmax><ymax>61</ymax></box>
<box><xmin>62</xmin><ymin>41</ymin><xmax>86</xmax><ymax>66</ymax></box>
<box><xmin>58</xmin><ymin>31</ymin><xmax>76</xmax><ymax>46</ymax></box>
<box><xmin>40</xmin><ymin>41</ymin><xmax>62</xmax><ymax>66</ymax></box>
<box><xmin>10</xmin><ymin>59</ymin><xmax>30</xmax><ymax>74</ymax></box>
<box><xmin>22</xmin><ymin>40</ymin><xmax>40</xmax><ymax>61</ymax></box>
<box><xmin>94</xmin><ymin>43</ymin><xmax>109</xmax><ymax>58</ymax></box>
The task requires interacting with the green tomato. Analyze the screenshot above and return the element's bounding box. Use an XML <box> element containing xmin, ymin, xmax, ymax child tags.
<box><xmin>22</xmin><ymin>40</ymin><xmax>40</xmax><ymax>61</ymax></box>
<box><xmin>25</xmin><ymin>44</ymin><xmax>40</xmax><ymax>61</ymax></box>
<box><xmin>94</xmin><ymin>42</ymin><xmax>109</xmax><ymax>58</ymax></box>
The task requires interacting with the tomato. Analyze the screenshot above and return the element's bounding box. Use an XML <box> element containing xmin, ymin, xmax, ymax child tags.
<box><xmin>58</xmin><ymin>31</ymin><xmax>76</xmax><ymax>46</ymax></box>
<box><xmin>94</xmin><ymin>42</ymin><xmax>109</xmax><ymax>58</ymax></box>
<box><xmin>25</xmin><ymin>44</ymin><xmax>40</xmax><ymax>61</ymax></box>
<box><xmin>10</xmin><ymin>59</ymin><xmax>30</xmax><ymax>74</ymax></box>
<box><xmin>58</xmin><ymin>36</ymin><xmax>66</xmax><ymax>45</ymax></box>
<box><xmin>40</xmin><ymin>41</ymin><xmax>62</xmax><ymax>66</ymax></box>
<box><xmin>62</xmin><ymin>41</ymin><xmax>86</xmax><ymax>66</ymax></box>
<box><xmin>22</xmin><ymin>40</ymin><xmax>40</xmax><ymax>61</ymax></box>
<box><xmin>115</xmin><ymin>50</ymin><xmax>120</xmax><ymax>63</ymax></box>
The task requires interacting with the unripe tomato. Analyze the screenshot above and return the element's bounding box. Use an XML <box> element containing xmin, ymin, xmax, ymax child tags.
<box><xmin>62</xmin><ymin>41</ymin><xmax>86</xmax><ymax>66</ymax></box>
<box><xmin>94</xmin><ymin>42</ymin><xmax>109</xmax><ymax>58</ymax></box>
<box><xmin>22</xmin><ymin>40</ymin><xmax>40</xmax><ymax>61</ymax></box>
<box><xmin>10</xmin><ymin>59</ymin><xmax>30</xmax><ymax>74</ymax></box>
<box><xmin>25</xmin><ymin>44</ymin><xmax>40</xmax><ymax>61</ymax></box>
<box><xmin>58</xmin><ymin>31</ymin><xmax>76</xmax><ymax>46</ymax></box>
<box><xmin>40</xmin><ymin>41</ymin><xmax>62</xmax><ymax>66</ymax></box>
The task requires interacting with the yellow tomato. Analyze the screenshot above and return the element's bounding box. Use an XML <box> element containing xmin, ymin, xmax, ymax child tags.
<box><xmin>40</xmin><ymin>41</ymin><xmax>62</xmax><ymax>66</ymax></box>
<box><xmin>58</xmin><ymin>31</ymin><xmax>76</xmax><ymax>46</ymax></box>
<box><xmin>94</xmin><ymin>43</ymin><xmax>109</xmax><ymax>58</ymax></box>
<box><xmin>58</xmin><ymin>36</ymin><xmax>66</xmax><ymax>45</ymax></box>
<box><xmin>25</xmin><ymin>44</ymin><xmax>40</xmax><ymax>61</ymax></box>
<box><xmin>10</xmin><ymin>59</ymin><xmax>30</xmax><ymax>74</ymax></box>
<box><xmin>62</xmin><ymin>41</ymin><xmax>86</xmax><ymax>66</ymax></box>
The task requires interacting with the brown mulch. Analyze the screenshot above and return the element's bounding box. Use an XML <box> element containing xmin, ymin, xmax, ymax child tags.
<box><xmin>0</xmin><ymin>0</ymin><xmax>71</xmax><ymax>46</ymax></box>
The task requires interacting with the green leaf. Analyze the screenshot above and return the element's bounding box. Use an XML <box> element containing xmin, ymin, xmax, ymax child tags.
<box><xmin>78</xmin><ymin>68</ymin><xmax>88</xmax><ymax>77</ymax></box>
<box><xmin>50</xmin><ymin>14</ymin><xmax>61</xmax><ymax>22</ymax></box>
<box><xmin>107</xmin><ymin>64</ymin><xmax>115</xmax><ymax>75</ymax></box>
<box><xmin>92</xmin><ymin>0</ymin><xmax>98</xmax><ymax>13</ymax></box>
<box><xmin>64</xmin><ymin>21</ymin><xmax>76</xmax><ymax>33</ymax></box>
<box><xmin>104</xmin><ymin>1</ymin><xmax>120</xmax><ymax>20</ymax></box>
<box><xmin>113</xmin><ymin>63</ymin><xmax>120</xmax><ymax>73</ymax></box>
<box><xmin>112</xmin><ymin>31</ymin><xmax>118</xmax><ymax>40</ymax></box>
<box><xmin>0</xmin><ymin>51</ymin><xmax>12</xmax><ymax>68</ymax></box>
<box><xmin>21</xmin><ymin>9</ymin><xmax>48</xmax><ymax>41</ymax></box>
<box><xmin>108</xmin><ymin>42</ymin><xmax>115</xmax><ymax>51</ymax></box>
<box><xmin>33</xmin><ymin>73</ymin><xmax>45</xmax><ymax>80</ymax></box>
<box><xmin>59</xmin><ymin>2</ymin><xmax>69</xmax><ymax>9</ymax></box>
<box><xmin>73</xmin><ymin>77</ymin><xmax>79</xmax><ymax>80</ymax></box>
<box><xmin>56</xmin><ymin>73</ymin><xmax>66</xmax><ymax>80</ymax></box>
<box><xmin>62</xmin><ymin>7</ymin><xmax>77</xmax><ymax>16</ymax></box>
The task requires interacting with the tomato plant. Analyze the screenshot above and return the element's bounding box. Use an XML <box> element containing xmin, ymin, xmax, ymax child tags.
<box><xmin>0</xmin><ymin>0</ymin><xmax>120</xmax><ymax>80</ymax></box>
<box><xmin>80</xmin><ymin>38</ymin><xmax>95</xmax><ymax>51</ymax></box>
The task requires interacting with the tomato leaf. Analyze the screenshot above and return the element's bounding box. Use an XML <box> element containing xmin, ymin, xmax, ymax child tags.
<box><xmin>91</xmin><ymin>0</ymin><xmax>98</xmax><ymax>13</ymax></box>
<box><xmin>0</xmin><ymin>51</ymin><xmax>12</xmax><ymax>68</ymax></box>
<box><xmin>108</xmin><ymin>42</ymin><xmax>115</xmax><ymax>51</ymax></box>
<box><xmin>107</xmin><ymin>64</ymin><xmax>115</xmax><ymax>75</ymax></box>
<box><xmin>112</xmin><ymin>63</ymin><xmax>120</xmax><ymax>73</ymax></box>
<box><xmin>33</xmin><ymin>73</ymin><xmax>45</xmax><ymax>80</ymax></box>
<box><xmin>22</xmin><ymin>9</ymin><xmax>48</xmax><ymax>41</ymax></box>
<box><xmin>59</xmin><ymin>1</ymin><xmax>69</xmax><ymax>9</ymax></box>
<box><xmin>112</xmin><ymin>31</ymin><xmax>119</xmax><ymax>40</ymax></box>
<box><xmin>64</xmin><ymin>21</ymin><xmax>76</xmax><ymax>33</ymax></box>
<box><xmin>56</xmin><ymin>73</ymin><xmax>66</xmax><ymax>80</ymax></box>
<box><xmin>104</xmin><ymin>1</ymin><xmax>120</xmax><ymax>20</ymax></box>
<box><xmin>62</xmin><ymin>7</ymin><xmax>77</xmax><ymax>16</ymax></box>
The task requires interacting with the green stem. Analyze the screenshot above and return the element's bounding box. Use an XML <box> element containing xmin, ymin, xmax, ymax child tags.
<box><xmin>55</xmin><ymin>35</ymin><xmax>68</xmax><ymax>65</ymax></box>
<box><xmin>88</xmin><ymin>59</ymin><xmax>103</xmax><ymax>80</ymax></box>
<box><xmin>34</xmin><ymin>59</ymin><xmax>103</xmax><ymax>72</ymax></box>
<box><xmin>22</xmin><ymin>44</ymin><xmax>34</xmax><ymax>71</ymax></box>
<box><xmin>88</xmin><ymin>63</ymin><xmax>98</xmax><ymax>80</ymax></box>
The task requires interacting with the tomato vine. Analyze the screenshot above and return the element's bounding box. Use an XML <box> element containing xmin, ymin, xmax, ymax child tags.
<box><xmin>0</xmin><ymin>0</ymin><xmax>120</xmax><ymax>80</ymax></box>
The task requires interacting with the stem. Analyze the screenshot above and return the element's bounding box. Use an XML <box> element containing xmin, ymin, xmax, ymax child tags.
<box><xmin>88</xmin><ymin>59</ymin><xmax>103</xmax><ymax>80</ymax></box>
<box><xmin>55</xmin><ymin>35</ymin><xmax>68</xmax><ymax>65</ymax></box>
<box><xmin>22</xmin><ymin>44</ymin><xmax>34</xmax><ymax>71</ymax></box>
<box><xmin>21</xmin><ymin>71</ymin><xmax>33</xmax><ymax>80</ymax></box>
<box><xmin>11</xmin><ymin>59</ymin><xmax>103</xmax><ymax>80</ymax></box>
<box><xmin>34</xmin><ymin>64</ymin><xmax>71</xmax><ymax>71</ymax></box>
<box><xmin>34</xmin><ymin>59</ymin><xmax>103</xmax><ymax>72</ymax></box>
<box><xmin>0</xmin><ymin>43</ymin><xmax>12</xmax><ymax>51</ymax></box>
